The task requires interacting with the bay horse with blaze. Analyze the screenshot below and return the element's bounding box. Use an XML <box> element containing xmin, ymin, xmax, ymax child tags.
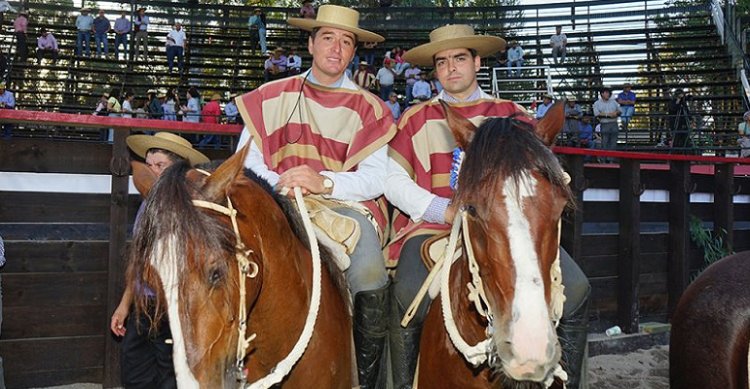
<box><xmin>416</xmin><ymin>101</ymin><xmax>570</xmax><ymax>388</ymax></box>
<box><xmin>127</xmin><ymin>146</ymin><xmax>352</xmax><ymax>387</ymax></box>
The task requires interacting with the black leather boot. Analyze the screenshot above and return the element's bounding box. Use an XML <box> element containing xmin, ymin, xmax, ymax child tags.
<box><xmin>389</xmin><ymin>292</ymin><xmax>422</xmax><ymax>389</ymax></box>
<box><xmin>353</xmin><ymin>282</ymin><xmax>390</xmax><ymax>389</ymax></box>
<box><xmin>557</xmin><ymin>292</ymin><xmax>590</xmax><ymax>389</ymax></box>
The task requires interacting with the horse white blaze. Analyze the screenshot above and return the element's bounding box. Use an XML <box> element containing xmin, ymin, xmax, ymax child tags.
<box><xmin>152</xmin><ymin>234</ymin><xmax>200</xmax><ymax>389</ymax></box>
<box><xmin>501</xmin><ymin>173</ymin><xmax>557</xmax><ymax>380</ymax></box>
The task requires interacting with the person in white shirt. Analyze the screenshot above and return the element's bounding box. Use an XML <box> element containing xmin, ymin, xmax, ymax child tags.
<box><xmin>286</xmin><ymin>47</ymin><xmax>302</xmax><ymax>74</ymax></box>
<box><xmin>550</xmin><ymin>25</ymin><xmax>567</xmax><ymax>64</ymax></box>
<box><xmin>375</xmin><ymin>59</ymin><xmax>396</xmax><ymax>101</ymax></box>
<box><xmin>121</xmin><ymin>90</ymin><xmax>135</xmax><ymax>118</ymax></box>
<box><xmin>410</xmin><ymin>71</ymin><xmax>432</xmax><ymax>100</ymax></box>
<box><xmin>507</xmin><ymin>40</ymin><xmax>524</xmax><ymax>77</ymax></box>
<box><xmin>166</xmin><ymin>23</ymin><xmax>187</xmax><ymax>75</ymax></box>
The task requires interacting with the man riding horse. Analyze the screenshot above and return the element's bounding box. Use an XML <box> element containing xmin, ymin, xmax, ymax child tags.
<box><xmin>384</xmin><ymin>24</ymin><xmax>591</xmax><ymax>389</ymax></box>
<box><xmin>234</xmin><ymin>5</ymin><xmax>396</xmax><ymax>387</ymax></box>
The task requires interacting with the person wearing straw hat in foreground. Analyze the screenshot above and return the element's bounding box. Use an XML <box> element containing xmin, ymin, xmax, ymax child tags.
<box><xmin>111</xmin><ymin>132</ymin><xmax>208</xmax><ymax>388</ymax></box>
<box><xmin>383</xmin><ymin>24</ymin><xmax>591</xmax><ymax>389</ymax></box>
<box><xmin>233</xmin><ymin>5</ymin><xmax>396</xmax><ymax>387</ymax></box>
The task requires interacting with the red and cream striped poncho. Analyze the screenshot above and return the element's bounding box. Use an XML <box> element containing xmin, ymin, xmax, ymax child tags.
<box><xmin>385</xmin><ymin>96</ymin><xmax>530</xmax><ymax>265</ymax></box>
<box><xmin>236</xmin><ymin>73</ymin><xmax>397</xmax><ymax>234</ymax></box>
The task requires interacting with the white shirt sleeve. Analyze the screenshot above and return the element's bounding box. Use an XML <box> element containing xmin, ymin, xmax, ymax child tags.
<box><xmin>236</xmin><ymin>127</ymin><xmax>280</xmax><ymax>187</ymax></box>
<box><xmin>319</xmin><ymin>146</ymin><xmax>387</xmax><ymax>202</ymax></box>
<box><xmin>384</xmin><ymin>155</ymin><xmax>438</xmax><ymax>222</ymax></box>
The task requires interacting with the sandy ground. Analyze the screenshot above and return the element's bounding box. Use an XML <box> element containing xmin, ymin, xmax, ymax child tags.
<box><xmin>34</xmin><ymin>345</ymin><xmax>670</xmax><ymax>389</ymax></box>
<box><xmin>589</xmin><ymin>345</ymin><xmax>669</xmax><ymax>389</ymax></box>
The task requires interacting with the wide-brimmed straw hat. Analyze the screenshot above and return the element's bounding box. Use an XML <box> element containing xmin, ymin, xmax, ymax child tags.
<box><xmin>567</xmin><ymin>95</ymin><xmax>577</xmax><ymax>102</ymax></box>
<box><xmin>287</xmin><ymin>5</ymin><xmax>384</xmax><ymax>43</ymax></box>
<box><xmin>127</xmin><ymin>132</ymin><xmax>209</xmax><ymax>166</ymax></box>
<box><xmin>146</xmin><ymin>89</ymin><xmax>157</xmax><ymax>95</ymax></box>
<box><xmin>358</xmin><ymin>60</ymin><xmax>369</xmax><ymax>66</ymax></box>
<box><xmin>403</xmin><ymin>24</ymin><xmax>506</xmax><ymax>66</ymax></box>
<box><xmin>210</xmin><ymin>93</ymin><xmax>222</xmax><ymax>101</ymax></box>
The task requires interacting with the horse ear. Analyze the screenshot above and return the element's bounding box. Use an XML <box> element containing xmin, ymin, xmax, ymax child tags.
<box><xmin>131</xmin><ymin>161</ymin><xmax>157</xmax><ymax>197</ymax></box>
<box><xmin>439</xmin><ymin>99</ymin><xmax>477</xmax><ymax>149</ymax></box>
<box><xmin>535</xmin><ymin>101</ymin><xmax>565</xmax><ymax>146</ymax></box>
<box><xmin>202</xmin><ymin>141</ymin><xmax>250</xmax><ymax>202</ymax></box>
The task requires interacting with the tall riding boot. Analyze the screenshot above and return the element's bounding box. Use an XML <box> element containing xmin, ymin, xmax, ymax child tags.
<box><xmin>389</xmin><ymin>292</ymin><xmax>422</xmax><ymax>389</ymax></box>
<box><xmin>557</xmin><ymin>293</ymin><xmax>590</xmax><ymax>389</ymax></box>
<box><xmin>353</xmin><ymin>282</ymin><xmax>390</xmax><ymax>389</ymax></box>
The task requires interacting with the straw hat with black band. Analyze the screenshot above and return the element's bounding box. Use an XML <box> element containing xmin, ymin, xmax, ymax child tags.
<box><xmin>287</xmin><ymin>4</ymin><xmax>384</xmax><ymax>43</ymax></box>
<box><xmin>403</xmin><ymin>24</ymin><xmax>505</xmax><ymax>67</ymax></box>
<box><xmin>127</xmin><ymin>132</ymin><xmax>209</xmax><ymax>166</ymax></box>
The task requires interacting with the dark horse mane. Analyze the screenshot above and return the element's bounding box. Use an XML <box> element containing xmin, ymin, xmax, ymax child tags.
<box><xmin>455</xmin><ymin>116</ymin><xmax>572</xmax><ymax>204</ymax></box>
<box><xmin>128</xmin><ymin>160</ymin><xmax>350</xmax><ymax>332</ymax></box>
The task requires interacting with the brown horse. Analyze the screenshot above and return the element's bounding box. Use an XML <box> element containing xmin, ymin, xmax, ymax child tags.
<box><xmin>670</xmin><ymin>251</ymin><xmax>750</xmax><ymax>389</ymax></box>
<box><xmin>416</xmin><ymin>102</ymin><xmax>570</xmax><ymax>388</ymax></box>
<box><xmin>127</xmin><ymin>146</ymin><xmax>352</xmax><ymax>388</ymax></box>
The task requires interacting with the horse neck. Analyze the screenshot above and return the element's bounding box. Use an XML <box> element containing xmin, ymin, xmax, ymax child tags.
<box><xmin>241</xmin><ymin>190</ymin><xmax>313</xmax><ymax>366</ymax></box>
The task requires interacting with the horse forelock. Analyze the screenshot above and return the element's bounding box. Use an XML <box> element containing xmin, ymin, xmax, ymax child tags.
<box><xmin>455</xmin><ymin>116</ymin><xmax>571</xmax><ymax>206</ymax></box>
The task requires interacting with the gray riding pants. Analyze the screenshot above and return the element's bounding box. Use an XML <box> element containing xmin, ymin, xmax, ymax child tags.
<box><xmin>333</xmin><ymin>207</ymin><xmax>389</xmax><ymax>296</ymax></box>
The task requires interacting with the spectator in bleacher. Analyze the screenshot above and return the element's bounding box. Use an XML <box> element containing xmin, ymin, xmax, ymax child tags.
<box><xmin>13</xmin><ymin>10</ymin><xmax>28</xmax><ymax>62</ymax></box>
<box><xmin>122</xmin><ymin>90</ymin><xmax>135</xmax><ymax>118</ymax></box>
<box><xmin>264</xmin><ymin>48</ymin><xmax>287</xmax><ymax>82</ymax></box>
<box><xmin>106</xmin><ymin>88</ymin><xmax>122</xmax><ymax>142</ymax></box>
<box><xmin>146</xmin><ymin>89</ymin><xmax>164</xmax><ymax>119</ymax></box>
<box><xmin>563</xmin><ymin>96</ymin><xmax>582</xmax><ymax>144</ymax></box>
<box><xmin>201</xmin><ymin>93</ymin><xmax>220</xmax><ymax>123</ymax></box>
<box><xmin>198</xmin><ymin>93</ymin><xmax>223</xmax><ymax>147</ymax></box>
<box><xmin>166</xmin><ymin>23</ymin><xmax>187</xmax><ymax>75</ymax></box>
<box><xmin>385</xmin><ymin>91</ymin><xmax>401</xmax><ymax>120</ymax></box>
<box><xmin>353</xmin><ymin>61</ymin><xmax>375</xmax><ymax>90</ymax></box>
<box><xmin>93</xmin><ymin>10</ymin><xmax>111</xmax><ymax>58</ymax></box>
<box><xmin>133</xmin><ymin>7</ymin><xmax>149</xmax><ymax>60</ymax></box>
<box><xmin>578</xmin><ymin>113</ymin><xmax>595</xmax><ymax>149</ymax></box>
<box><xmin>298</xmin><ymin>0</ymin><xmax>315</xmax><ymax>44</ymax></box>
<box><xmin>375</xmin><ymin>58</ymin><xmax>396</xmax><ymax>101</ymax></box>
<box><xmin>180</xmin><ymin>87</ymin><xmax>200</xmax><ymax>123</ymax></box>
<box><xmin>94</xmin><ymin>92</ymin><xmax>109</xmax><ymax>116</ymax></box>
<box><xmin>616</xmin><ymin>82</ymin><xmax>636</xmax><ymax>131</ymax></box>
<box><xmin>225</xmin><ymin>93</ymin><xmax>239</xmax><ymax>124</ymax></box>
<box><xmin>248</xmin><ymin>8</ymin><xmax>267</xmax><ymax>55</ymax></box>
<box><xmin>75</xmin><ymin>7</ymin><xmax>94</xmax><ymax>57</ymax></box>
<box><xmin>536</xmin><ymin>93</ymin><xmax>554</xmax><ymax>118</ymax></box>
<box><xmin>359</xmin><ymin>41</ymin><xmax>377</xmax><ymax>67</ymax></box>
<box><xmin>162</xmin><ymin>90</ymin><xmax>178</xmax><ymax>121</ymax></box>
<box><xmin>549</xmin><ymin>25</ymin><xmax>567</xmax><ymax>64</ymax></box>
<box><xmin>287</xmin><ymin>47</ymin><xmax>302</xmax><ymax>75</ymax></box>
<box><xmin>113</xmin><ymin>11</ymin><xmax>131</xmax><ymax>61</ymax></box>
<box><xmin>737</xmin><ymin>111</ymin><xmax>750</xmax><ymax>158</ymax></box>
<box><xmin>493</xmin><ymin>47</ymin><xmax>507</xmax><ymax>68</ymax></box>
<box><xmin>593</xmin><ymin>86</ymin><xmax>620</xmax><ymax>160</ymax></box>
<box><xmin>411</xmin><ymin>71</ymin><xmax>432</xmax><ymax>101</ymax></box>
<box><xmin>507</xmin><ymin>40</ymin><xmax>524</xmax><ymax>77</ymax></box>
<box><xmin>388</xmin><ymin>46</ymin><xmax>409</xmax><ymax>75</ymax></box>
<box><xmin>36</xmin><ymin>28</ymin><xmax>59</xmax><ymax>65</ymax></box>
<box><xmin>0</xmin><ymin>83</ymin><xmax>14</xmax><ymax>138</ymax></box>
<box><xmin>403</xmin><ymin>65</ymin><xmax>421</xmax><ymax>104</ymax></box>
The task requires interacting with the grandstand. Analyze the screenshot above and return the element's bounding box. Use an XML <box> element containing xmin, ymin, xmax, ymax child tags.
<box><xmin>2</xmin><ymin>0</ymin><xmax>746</xmax><ymax>150</ymax></box>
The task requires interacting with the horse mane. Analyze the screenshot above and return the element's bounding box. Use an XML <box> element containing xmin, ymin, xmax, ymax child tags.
<box><xmin>455</xmin><ymin>116</ymin><xmax>572</xmax><ymax>204</ymax></box>
<box><xmin>241</xmin><ymin>168</ymin><xmax>351</xmax><ymax>311</ymax></box>
<box><xmin>128</xmin><ymin>161</ymin><xmax>351</xmax><ymax>333</ymax></box>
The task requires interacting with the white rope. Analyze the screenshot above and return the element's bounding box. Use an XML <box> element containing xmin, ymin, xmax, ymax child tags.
<box><xmin>246</xmin><ymin>186</ymin><xmax>322</xmax><ymax>389</ymax></box>
<box><xmin>439</xmin><ymin>211</ymin><xmax>492</xmax><ymax>367</ymax></box>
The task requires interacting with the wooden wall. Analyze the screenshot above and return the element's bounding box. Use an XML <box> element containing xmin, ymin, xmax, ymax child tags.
<box><xmin>0</xmin><ymin>138</ymin><xmax>229</xmax><ymax>388</ymax></box>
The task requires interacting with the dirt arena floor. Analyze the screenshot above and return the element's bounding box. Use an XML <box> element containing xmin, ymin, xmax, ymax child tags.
<box><xmin>33</xmin><ymin>344</ymin><xmax>670</xmax><ymax>389</ymax></box>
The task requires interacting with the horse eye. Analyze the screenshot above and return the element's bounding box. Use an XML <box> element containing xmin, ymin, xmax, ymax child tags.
<box><xmin>209</xmin><ymin>268</ymin><xmax>224</xmax><ymax>286</ymax></box>
<box><xmin>464</xmin><ymin>205</ymin><xmax>477</xmax><ymax>216</ymax></box>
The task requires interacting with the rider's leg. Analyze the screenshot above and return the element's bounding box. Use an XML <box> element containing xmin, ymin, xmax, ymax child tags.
<box><xmin>558</xmin><ymin>247</ymin><xmax>591</xmax><ymax>389</ymax></box>
<box><xmin>334</xmin><ymin>207</ymin><xmax>389</xmax><ymax>389</ymax></box>
<box><xmin>390</xmin><ymin>234</ymin><xmax>432</xmax><ymax>389</ymax></box>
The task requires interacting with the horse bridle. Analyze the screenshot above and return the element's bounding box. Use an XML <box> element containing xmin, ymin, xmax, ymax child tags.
<box><xmin>191</xmin><ymin>172</ymin><xmax>323</xmax><ymax>389</ymax></box>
